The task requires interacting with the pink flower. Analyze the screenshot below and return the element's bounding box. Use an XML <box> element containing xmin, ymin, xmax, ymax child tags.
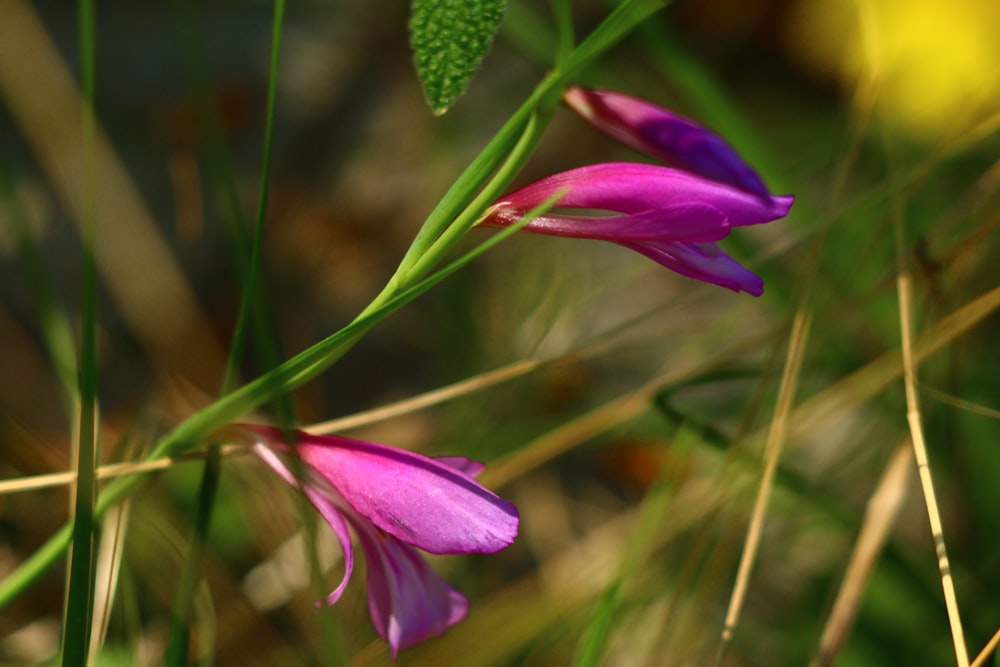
<box><xmin>483</xmin><ymin>163</ymin><xmax>793</xmax><ymax>295</ymax></box>
<box><xmin>563</xmin><ymin>86</ymin><xmax>770</xmax><ymax>197</ymax></box>
<box><xmin>481</xmin><ymin>87</ymin><xmax>794</xmax><ymax>295</ymax></box>
<box><xmin>237</xmin><ymin>425</ymin><xmax>518</xmax><ymax>658</ymax></box>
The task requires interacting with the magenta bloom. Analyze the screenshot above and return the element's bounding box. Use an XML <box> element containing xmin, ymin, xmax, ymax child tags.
<box><xmin>483</xmin><ymin>162</ymin><xmax>793</xmax><ymax>296</ymax></box>
<box><xmin>482</xmin><ymin>87</ymin><xmax>793</xmax><ymax>295</ymax></box>
<box><xmin>237</xmin><ymin>425</ymin><xmax>519</xmax><ymax>658</ymax></box>
<box><xmin>563</xmin><ymin>86</ymin><xmax>769</xmax><ymax>198</ymax></box>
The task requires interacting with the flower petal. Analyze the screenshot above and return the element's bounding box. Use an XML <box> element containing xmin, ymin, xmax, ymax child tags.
<box><xmin>494</xmin><ymin>163</ymin><xmax>793</xmax><ymax>227</ymax></box>
<box><xmin>564</xmin><ymin>87</ymin><xmax>771</xmax><ymax>198</ymax></box>
<box><xmin>490</xmin><ymin>202</ymin><xmax>732</xmax><ymax>243</ymax></box>
<box><xmin>354</xmin><ymin>522</ymin><xmax>468</xmax><ymax>658</ymax></box>
<box><xmin>238</xmin><ymin>425</ymin><xmax>516</xmax><ymax>657</ymax></box>
<box><xmin>621</xmin><ymin>240</ymin><xmax>765</xmax><ymax>296</ymax></box>
<box><xmin>252</xmin><ymin>443</ymin><xmax>356</xmax><ymax>605</ymax></box>
<box><xmin>256</xmin><ymin>428</ymin><xmax>518</xmax><ymax>555</ymax></box>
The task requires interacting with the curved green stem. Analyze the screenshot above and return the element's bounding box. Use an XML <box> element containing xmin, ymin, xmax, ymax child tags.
<box><xmin>0</xmin><ymin>0</ymin><xmax>669</xmax><ymax>613</ymax></box>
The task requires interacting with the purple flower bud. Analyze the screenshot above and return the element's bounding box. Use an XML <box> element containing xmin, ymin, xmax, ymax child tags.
<box><xmin>238</xmin><ymin>425</ymin><xmax>519</xmax><ymax>658</ymax></box>
<box><xmin>564</xmin><ymin>87</ymin><xmax>771</xmax><ymax>198</ymax></box>
<box><xmin>483</xmin><ymin>162</ymin><xmax>793</xmax><ymax>296</ymax></box>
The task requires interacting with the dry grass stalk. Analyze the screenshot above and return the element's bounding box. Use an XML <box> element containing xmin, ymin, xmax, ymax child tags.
<box><xmin>897</xmin><ymin>272</ymin><xmax>969</xmax><ymax>667</ymax></box>
<box><xmin>970</xmin><ymin>626</ymin><xmax>1000</xmax><ymax>667</ymax></box>
<box><xmin>715</xmin><ymin>309</ymin><xmax>812</xmax><ymax>665</ymax></box>
<box><xmin>809</xmin><ymin>442</ymin><xmax>913</xmax><ymax>667</ymax></box>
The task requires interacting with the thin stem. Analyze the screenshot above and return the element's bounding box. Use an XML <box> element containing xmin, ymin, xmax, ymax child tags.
<box><xmin>166</xmin><ymin>2</ymin><xmax>288</xmax><ymax>664</ymax></box>
<box><xmin>887</xmin><ymin>111</ymin><xmax>969</xmax><ymax>665</ymax></box>
<box><xmin>716</xmin><ymin>310</ymin><xmax>811</xmax><ymax>666</ymax></box>
<box><xmin>809</xmin><ymin>442</ymin><xmax>913</xmax><ymax>667</ymax></box>
<box><xmin>0</xmin><ymin>447</ymin><xmax>247</xmax><ymax>496</ymax></box>
<box><xmin>970</xmin><ymin>625</ymin><xmax>1000</xmax><ymax>667</ymax></box>
<box><xmin>164</xmin><ymin>445</ymin><xmax>222</xmax><ymax>667</ymax></box>
<box><xmin>0</xmin><ymin>189</ymin><xmax>537</xmax><ymax>610</ymax></box>
<box><xmin>397</xmin><ymin>110</ymin><xmax>550</xmax><ymax>287</ymax></box>
<box><xmin>388</xmin><ymin>0</ymin><xmax>669</xmax><ymax>290</ymax></box>
<box><xmin>551</xmin><ymin>0</ymin><xmax>575</xmax><ymax>66</ymax></box>
<box><xmin>571</xmin><ymin>428</ymin><xmax>691</xmax><ymax>667</ymax></box>
<box><xmin>304</xmin><ymin>358</ymin><xmax>545</xmax><ymax>434</ymax></box>
<box><xmin>62</xmin><ymin>0</ymin><xmax>99</xmax><ymax>663</ymax></box>
<box><xmin>897</xmin><ymin>272</ymin><xmax>969</xmax><ymax>667</ymax></box>
<box><xmin>225</xmin><ymin>0</ymin><xmax>286</xmax><ymax>394</ymax></box>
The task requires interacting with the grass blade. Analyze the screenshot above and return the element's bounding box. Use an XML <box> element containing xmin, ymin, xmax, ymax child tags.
<box><xmin>61</xmin><ymin>0</ymin><xmax>100</xmax><ymax>663</ymax></box>
<box><xmin>716</xmin><ymin>310</ymin><xmax>812</xmax><ymax>665</ymax></box>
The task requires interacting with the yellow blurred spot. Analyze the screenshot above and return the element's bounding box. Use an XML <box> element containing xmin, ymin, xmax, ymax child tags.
<box><xmin>786</xmin><ymin>0</ymin><xmax>1000</xmax><ymax>141</ymax></box>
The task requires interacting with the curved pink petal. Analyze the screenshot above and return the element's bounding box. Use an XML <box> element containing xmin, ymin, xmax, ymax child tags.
<box><xmin>246</xmin><ymin>427</ymin><xmax>519</xmax><ymax>556</ymax></box>
<box><xmin>353</xmin><ymin>522</ymin><xmax>468</xmax><ymax>658</ymax></box>
<box><xmin>564</xmin><ymin>87</ymin><xmax>770</xmax><ymax>198</ymax></box>
<box><xmin>621</xmin><ymin>240</ymin><xmax>765</xmax><ymax>296</ymax></box>
<box><xmin>494</xmin><ymin>163</ymin><xmax>793</xmax><ymax>227</ymax></box>
<box><xmin>252</xmin><ymin>443</ymin><xmax>356</xmax><ymax>605</ymax></box>
<box><xmin>489</xmin><ymin>202</ymin><xmax>732</xmax><ymax>243</ymax></box>
<box><xmin>481</xmin><ymin>162</ymin><xmax>792</xmax><ymax>295</ymax></box>
<box><xmin>238</xmin><ymin>425</ymin><xmax>518</xmax><ymax>657</ymax></box>
<box><xmin>295</xmin><ymin>434</ymin><xmax>518</xmax><ymax>555</ymax></box>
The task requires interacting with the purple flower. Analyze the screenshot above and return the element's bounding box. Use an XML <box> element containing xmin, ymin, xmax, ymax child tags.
<box><xmin>563</xmin><ymin>86</ymin><xmax>770</xmax><ymax>198</ymax></box>
<box><xmin>236</xmin><ymin>425</ymin><xmax>519</xmax><ymax>658</ymax></box>
<box><xmin>483</xmin><ymin>162</ymin><xmax>793</xmax><ymax>295</ymax></box>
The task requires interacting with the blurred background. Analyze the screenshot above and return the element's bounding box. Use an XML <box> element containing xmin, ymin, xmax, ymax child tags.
<box><xmin>0</xmin><ymin>0</ymin><xmax>998</xmax><ymax>665</ymax></box>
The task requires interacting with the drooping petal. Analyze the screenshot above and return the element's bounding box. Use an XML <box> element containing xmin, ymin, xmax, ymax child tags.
<box><xmin>489</xmin><ymin>202</ymin><xmax>732</xmax><ymax>243</ymax></box>
<box><xmin>353</xmin><ymin>521</ymin><xmax>468</xmax><ymax>658</ymax></box>
<box><xmin>252</xmin><ymin>443</ymin><xmax>356</xmax><ymax>606</ymax></box>
<box><xmin>237</xmin><ymin>425</ymin><xmax>518</xmax><ymax>657</ymax></box>
<box><xmin>564</xmin><ymin>87</ymin><xmax>771</xmax><ymax>198</ymax></box>
<box><xmin>493</xmin><ymin>163</ymin><xmax>793</xmax><ymax>227</ymax></box>
<box><xmin>252</xmin><ymin>427</ymin><xmax>519</xmax><ymax>556</ymax></box>
<box><xmin>621</xmin><ymin>240</ymin><xmax>766</xmax><ymax>296</ymax></box>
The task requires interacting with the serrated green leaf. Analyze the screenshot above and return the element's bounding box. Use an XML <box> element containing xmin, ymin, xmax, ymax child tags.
<box><xmin>409</xmin><ymin>0</ymin><xmax>507</xmax><ymax>115</ymax></box>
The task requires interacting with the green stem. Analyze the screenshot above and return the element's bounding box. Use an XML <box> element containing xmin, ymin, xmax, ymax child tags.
<box><xmin>399</xmin><ymin>109</ymin><xmax>551</xmax><ymax>285</ymax></box>
<box><xmin>166</xmin><ymin>2</ymin><xmax>288</xmax><ymax>664</ymax></box>
<box><xmin>62</xmin><ymin>0</ymin><xmax>99</xmax><ymax>663</ymax></box>
<box><xmin>388</xmin><ymin>0</ymin><xmax>669</xmax><ymax>291</ymax></box>
<box><xmin>224</xmin><ymin>0</ymin><xmax>286</xmax><ymax>393</ymax></box>
<box><xmin>0</xmin><ymin>0</ymin><xmax>669</xmax><ymax>614</ymax></box>
<box><xmin>551</xmin><ymin>0</ymin><xmax>575</xmax><ymax>66</ymax></box>
<box><xmin>164</xmin><ymin>445</ymin><xmax>223</xmax><ymax>667</ymax></box>
<box><xmin>0</xmin><ymin>194</ymin><xmax>547</xmax><ymax>612</ymax></box>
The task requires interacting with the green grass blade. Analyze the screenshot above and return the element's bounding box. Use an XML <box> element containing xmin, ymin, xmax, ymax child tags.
<box><xmin>164</xmin><ymin>445</ymin><xmax>223</xmax><ymax>667</ymax></box>
<box><xmin>61</xmin><ymin>0</ymin><xmax>100</xmax><ymax>664</ymax></box>
<box><xmin>551</xmin><ymin>0</ymin><xmax>575</xmax><ymax>66</ymax></box>
<box><xmin>165</xmin><ymin>2</ymin><xmax>290</xmax><ymax>665</ymax></box>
